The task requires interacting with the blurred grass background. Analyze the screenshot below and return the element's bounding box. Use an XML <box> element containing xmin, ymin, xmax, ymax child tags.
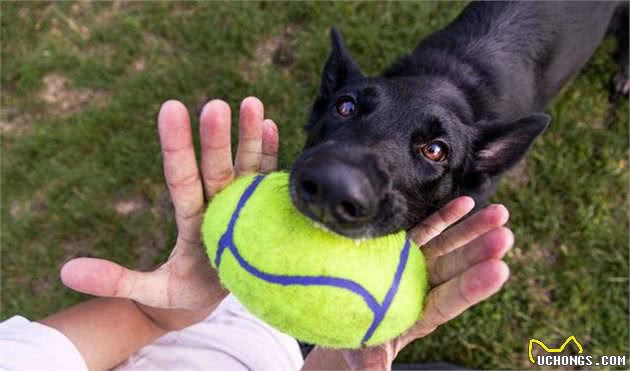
<box><xmin>1</xmin><ymin>2</ymin><xmax>628</xmax><ymax>369</ymax></box>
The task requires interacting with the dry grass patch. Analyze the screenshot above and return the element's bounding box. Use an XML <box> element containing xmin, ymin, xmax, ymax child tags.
<box><xmin>504</xmin><ymin>159</ymin><xmax>530</xmax><ymax>188</ymax></box>
<box><xmin>0</xmin><ymin>109</ymin><xmax>32</xmax><ymax>136</ymax></box>
<box><xmin>114</xmin><ymin>195</ymin><xmax>151</xmax><ymax>217</ymax></box>
<box><xmin>241</xmin><ymin>25</ymin><xmax>298</xmax><ymax>82</ymax></box>
<box><xmin>38</xmin><ymin>73</ymin><xmax>110</xmax><ymax>117</ymax></box>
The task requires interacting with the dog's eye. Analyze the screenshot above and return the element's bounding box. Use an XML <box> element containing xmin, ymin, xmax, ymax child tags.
<box><xmin>417</xmin><ymin>141</ymin><xmax>448</xmax><ymax>162</ymax></box>
<box><xmin>336</xmin><ymin>96</ymin><xmax>356</xmax><ymax>117</ymax></box>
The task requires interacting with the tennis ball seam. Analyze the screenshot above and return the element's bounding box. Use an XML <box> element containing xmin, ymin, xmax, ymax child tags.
<box><xmin>213</xmin><ymin>174</ymin><xmax>412</xmax><ymax>346</ymax></box>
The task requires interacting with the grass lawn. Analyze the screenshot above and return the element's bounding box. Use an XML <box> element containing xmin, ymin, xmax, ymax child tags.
<box><xmin>1</xmin><ymin>2</ymin><xmax>628</xmax><ymax>369</ymax></box>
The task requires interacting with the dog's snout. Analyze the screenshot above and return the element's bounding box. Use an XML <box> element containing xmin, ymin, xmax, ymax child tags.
<box><xmin>295</xmin><ymin>161</ymin><xmax>377</xmax><ymax>225</ymax></box>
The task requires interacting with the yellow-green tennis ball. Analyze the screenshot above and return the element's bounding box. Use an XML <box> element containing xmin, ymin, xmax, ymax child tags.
<box><xmin>202</xmin><ymin>172</ymin><xmax>428</xmax><ymax>349</ymax></box>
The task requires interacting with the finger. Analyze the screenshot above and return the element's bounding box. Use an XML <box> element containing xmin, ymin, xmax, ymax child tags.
<box><xmin>200</xmin><ymin>100</ymin><xmax>234</xmax><ymax>197</ymax></box>
<box><xmin>234</xmin><ymin>97</ymin><xmax>264</xmax><ymax>176</ymax></box>
<box><xmin>423</xmin><ymin>204</ymin><xmax>509</xmax><ymax>260</ymax></box>
<box><xmin>405</xmin><ymin>259</ymin><xmax>509</xmax><ymax>340</ymax></box>
<box><xmin>60</xmin><ymin>258</ymin><xmax>166</xmax><ymax>307</ymax></box>
<box><xmin>429</xmin><ymin>227</ymin><xmax>513</xmax><ymax>286</ymax></box>
<box><xmin>409</xmin><ymin>196</ymin><xmax>475</xmax><ymax>246</ymax></box>
<box><xmin>158</xmin><ymin>100</ymin><xmax>205</xmax><ymax>243</ymax></box>
<box><xmin>260</xmin><ymin>119</ymin><xmax>279</xmax><ymax>173</ymax></box>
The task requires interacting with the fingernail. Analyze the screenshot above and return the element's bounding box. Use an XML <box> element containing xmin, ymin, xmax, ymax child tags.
<box><xmin>263</xmin><ymin>119</ymin><xmax>278</xmax><ymax>132</ymax></box>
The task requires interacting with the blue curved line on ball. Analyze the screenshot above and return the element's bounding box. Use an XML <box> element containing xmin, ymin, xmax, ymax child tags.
<box><xmin>214</xmin><ymin>175</ymin><xmax>266</xmax><ymax>268</ymax></box>
<box><xmin>361</xmin><ymin>238</ymin><xmax>410</xmax><ymax>343</ymax></box>
<box><xmin>215</xmin><ymin>174</ymin><xmax>410</xmax><ymax>346</ymax></box>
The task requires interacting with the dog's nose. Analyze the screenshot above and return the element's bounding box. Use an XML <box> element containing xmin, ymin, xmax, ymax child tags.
<box><xmin>295</xmin><ymin>161</ymin><xmax>377</xmax><ymax>225</ymax></box>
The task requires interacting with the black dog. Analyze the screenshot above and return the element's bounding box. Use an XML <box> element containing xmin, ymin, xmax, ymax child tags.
<box><xmin>289</xmin><ymin>1</ymin><xmax>629</xmax><ymax>239</ymax></box>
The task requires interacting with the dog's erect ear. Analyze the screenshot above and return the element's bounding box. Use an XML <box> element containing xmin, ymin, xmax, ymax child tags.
<box><xmin>473</xmin><ymin>113</ymin><xmax>551</xmax><ymax>176</ymax></box>
<box><xmin>320</xmin><ymin>28</ymin><xmax>364</xmax><ymax>96</ymax></box>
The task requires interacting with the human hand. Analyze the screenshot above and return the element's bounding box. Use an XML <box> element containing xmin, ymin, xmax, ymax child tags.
<box><xmin>305</xmin><ymin>199</ymin><xmax>513</xmax><ymax>371</ymax></box>
<box><xmin>59</xmin><ymin>97</ymin><xmax>279</xmax><ymax>331</ymax></box>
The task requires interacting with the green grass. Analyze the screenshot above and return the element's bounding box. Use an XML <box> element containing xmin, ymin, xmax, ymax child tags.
<box><xmin>1</xmin><ymin>2</ymin><xmax>628</xmax><ymax>369</ymax></box>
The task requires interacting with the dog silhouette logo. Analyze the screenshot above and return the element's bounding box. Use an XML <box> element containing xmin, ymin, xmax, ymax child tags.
<box><xmin>528</xmin><ymin>335</ymin><xmax>583</xmax><ymax>364</ymax></box>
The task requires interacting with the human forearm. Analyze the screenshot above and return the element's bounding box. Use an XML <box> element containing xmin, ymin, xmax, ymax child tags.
<box><xmin>39</xmin><ymin>298</ymin><xmax>166</xmax><ymax>371</ymax></box>
<box><xmin>302</xmin><ymin>347</ymin><xmax>351</xmax><ymax>371</ymax></box>
<box><xmin>302</xmin><ymin>346</ymin><xmax>399</xmax><ymax>371</ymax></box>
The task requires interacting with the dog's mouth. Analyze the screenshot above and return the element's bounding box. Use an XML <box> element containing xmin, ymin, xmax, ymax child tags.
<box><xmin>288</xmin><ymin>173</ymin><xmax>409</xmax><ymax>240</ymax></box>
<box><xmin>288</xmin><ymin>181</ymin><xmax>379</xmax><ymax>239</ymax></box>
<box><xmin>288</xmin><ymin>141</ymin><xmax>412</xmax><ymax>239</ymax></box>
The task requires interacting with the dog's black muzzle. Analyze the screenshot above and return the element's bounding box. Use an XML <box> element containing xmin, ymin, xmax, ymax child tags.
<box><xmin>289</xmin><ymin>142</ymin><xmax>399</xmax><ymax>238</ymax></box>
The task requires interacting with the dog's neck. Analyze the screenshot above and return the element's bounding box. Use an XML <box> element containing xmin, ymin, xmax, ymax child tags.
<box><xmin>383</xmin><ymin>45</ymin><xmax>534</xmax><ymax>126</ymax></box>
<box><xmin>382</xmin><ymin>2</ymin><xmax>619</xmax><ymax>125</ymax></box>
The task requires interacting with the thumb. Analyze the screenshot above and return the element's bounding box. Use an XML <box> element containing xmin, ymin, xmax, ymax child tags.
<box><xmin>60</xmin><ymin>258</ymin><xmax>167</xmax><ymax>307</ymax></box>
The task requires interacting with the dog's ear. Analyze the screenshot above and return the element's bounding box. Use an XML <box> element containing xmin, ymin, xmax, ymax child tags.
<box><xmin>472</xmin><ymin>113</ymin><xmax>550</xmax><ymax>176</ymax></box>
<box><xmin>320</xmin><ymin>27</ymin><xmax>364</xmax><ymax>96</ymax></box>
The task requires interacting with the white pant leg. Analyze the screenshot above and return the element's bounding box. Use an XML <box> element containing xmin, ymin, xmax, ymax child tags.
<box><xmin>115</xmin><ymin>294</ymin><xmax>304</xmax><ymax>371</ymax></box>
<box><xmin>0</xmin><ymin>316</ymin><xmax>88</xmax><ymax>371</ymax></box>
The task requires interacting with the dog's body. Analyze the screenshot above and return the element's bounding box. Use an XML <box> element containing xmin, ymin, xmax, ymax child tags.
<box><xmin>290</xmin><ymin>1</ymin><xmax>629</xmax><ymax>238</ymax></box>
<box><xmin>386</xmin><ymin>2</ymin><xmax>621</xmax><ymax>120</ymax></box>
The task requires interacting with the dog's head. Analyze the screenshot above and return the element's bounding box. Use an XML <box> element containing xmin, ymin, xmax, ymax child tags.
<box><xmin>290</xmin><ymin>29</ymin><xmax>550</xmax><ymax>238</ymax></box>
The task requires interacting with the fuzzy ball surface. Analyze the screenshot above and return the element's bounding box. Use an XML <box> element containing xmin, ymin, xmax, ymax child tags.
<box><xmin>202</xmin><ymin>172</ymin><xmax>428</xmax><ymax>348</ymax></box>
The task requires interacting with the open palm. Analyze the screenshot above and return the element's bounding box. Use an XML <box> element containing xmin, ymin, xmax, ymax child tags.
<box><xmin>60</xmin><ymin>97</ymin><xmax>279</xmax><ymax>329</ymax></box>
<box><xmin>304</xmin><ymin>199</ymin><xmax>514</xmax><ymax>370</ymax></box>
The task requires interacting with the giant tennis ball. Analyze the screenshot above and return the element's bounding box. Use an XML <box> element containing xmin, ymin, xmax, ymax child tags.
<box><xmin>202</xmin><ymin>172</ymin><xmax>428</xmax><ymax>348</ymax></box>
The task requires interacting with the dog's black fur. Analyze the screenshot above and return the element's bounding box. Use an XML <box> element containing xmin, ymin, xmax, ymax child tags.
<box><xmin>290</xmin><ymin>1</ymin><xmax>629</xmax><ymax>238</ymax></box>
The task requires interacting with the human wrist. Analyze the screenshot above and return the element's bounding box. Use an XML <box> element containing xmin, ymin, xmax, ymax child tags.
<box><xmin>133</xmin><ymin>293</ymin><xmax>225</xmax><ymax>332</ymax></box>
<box><xmin>343</xmin><ymin>347</ymin><xmax>395</xmax><ymax>371</ymax></box>
<box><xmin>302</xmin><ymin>347</ymin><xmax>351</xmax><ymax>370</ymax></box>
